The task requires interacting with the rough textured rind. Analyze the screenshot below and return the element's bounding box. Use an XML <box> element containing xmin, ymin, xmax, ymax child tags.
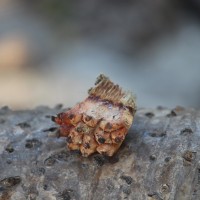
<box><xmin>53</xmin><ymin>74</ymin><xmax>136</xmax><ymax>157</ymax></box>
<box><xmin>0</xmin><ymin>106</ymin><xmax>200</xmax><ymax>199</ymax></box>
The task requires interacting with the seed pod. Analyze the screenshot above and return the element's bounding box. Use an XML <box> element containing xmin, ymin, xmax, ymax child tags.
<box><xmin>52</xmin><ymin>74</ymin><xmax>136</xmax><ymax>157</ymax></box>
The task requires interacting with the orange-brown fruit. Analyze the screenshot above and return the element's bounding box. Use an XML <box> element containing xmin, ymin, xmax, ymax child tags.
<box><xmin>52</xmin><ymin>74</ymin><xmax>136</xmax><ymax>157</ymax></box>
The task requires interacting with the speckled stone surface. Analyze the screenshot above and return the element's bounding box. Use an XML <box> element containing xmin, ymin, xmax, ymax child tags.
<box><xmin>0</xmin><ymin>105</ymin><xmax>200</xmax><ymax>200</ymax></box>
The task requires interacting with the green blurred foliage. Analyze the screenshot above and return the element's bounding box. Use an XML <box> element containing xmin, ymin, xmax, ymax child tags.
<box><xmin>29</xmin><ymin>0</ymin><xmax>72</xmax><ymax>22</ymax></box>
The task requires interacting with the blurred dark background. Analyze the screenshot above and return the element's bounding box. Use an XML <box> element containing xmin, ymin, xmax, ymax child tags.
<box><xmin>0</xmin><ymin>0</ymin><xmax>200</xmax><ymax>109</ymax></box>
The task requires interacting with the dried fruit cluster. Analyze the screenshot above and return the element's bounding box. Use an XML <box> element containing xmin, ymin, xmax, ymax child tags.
<box><xmin>52</xmin><ymin>74</ymin><xmax>136</xmax><ymax>157</ymax></box>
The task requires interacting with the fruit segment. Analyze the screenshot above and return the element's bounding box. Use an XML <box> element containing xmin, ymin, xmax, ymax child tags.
<box><xmin>52</xmin><ymin>74</ymin><xmax>136</xmax><ymax>157</ymax></box>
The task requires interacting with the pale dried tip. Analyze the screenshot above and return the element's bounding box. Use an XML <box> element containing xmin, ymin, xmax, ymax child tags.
<box><xmin>89</xmin><ymin>74</ymin><xmax>136</xmax><ymax>110</ymax></box>
<box><xmin>95</xmin><ymin>74</ymin><xmax>105</xmax><ymax>85</ymax></box>
<box><xmin>121</xmin><ymin>92</ymin><xmax>136</xmax><ymax>110</ymax></box>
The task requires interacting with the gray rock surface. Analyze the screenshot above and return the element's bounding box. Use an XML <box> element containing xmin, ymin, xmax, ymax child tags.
<box><xmin>0</xmin><ymin>105</ymin><xmax>200</xmax><ymax>200</ymax></box>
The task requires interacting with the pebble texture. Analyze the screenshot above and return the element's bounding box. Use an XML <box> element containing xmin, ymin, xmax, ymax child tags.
<box><xmin>0</xmin><ymin>105</ymin><xmax>200</xmax><ymax>200</ymax></box>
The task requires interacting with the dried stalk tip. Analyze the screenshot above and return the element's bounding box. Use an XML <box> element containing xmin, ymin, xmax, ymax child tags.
<box><xmin>89</xmin><ymin>74</ymin><xmax>136</xmax><ymax>110</ymax></box>
<box><xmin>53</xmin><ymin>74</ymin><xmax>136</xmax><ymax>157</ymax></box>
